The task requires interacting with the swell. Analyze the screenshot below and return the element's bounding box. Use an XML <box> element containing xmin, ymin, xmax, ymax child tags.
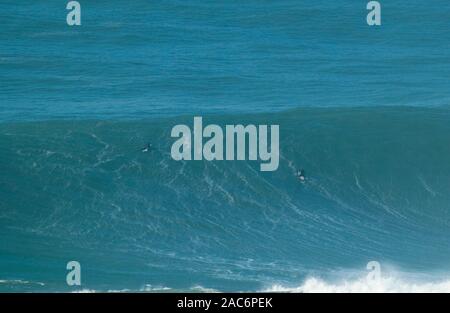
<box><xmin>1</xmin><ymin>106</ymin><xmax>450</xmax><ymax>291</ymax></box>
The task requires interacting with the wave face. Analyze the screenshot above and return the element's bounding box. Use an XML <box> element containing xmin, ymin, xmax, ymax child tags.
<box><xmin>1</xmin><ymin>107</ymin><xmax>450</xmax><ymax>292</ymax></box>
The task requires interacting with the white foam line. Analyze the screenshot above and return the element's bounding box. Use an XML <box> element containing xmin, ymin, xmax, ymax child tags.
<box><xmin>264</xmin><ymin>275</ymin><xmax>450</xmax><ymax>293</ymax></box>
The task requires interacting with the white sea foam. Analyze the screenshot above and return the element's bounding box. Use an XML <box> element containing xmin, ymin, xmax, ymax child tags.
<box><xmin>141</xmin><ymin>284</ymin><xmax>172</xmax><ymax>292</ymax></box>
<box><xmin>72</xmin><ymin>289</ymin><xmax>98</xmax><ymax>293</ymax></box>
<box><xmin>0</xmin><ymin>279</ymin><xmax>45</xmax><ymax>286</ymax></box>
<box><xmin>189</xmin><ymin>285</ymin><xmax>220</xmax><ymax>293</ymax></box>
<box><xmin>264</xmin><ymin>275</ymin><xmax>450</xmax><ymax>293</ymax></box>
<box><xmin>71</xmin><ymin>285</ymin><xmax>172</xmax><ymax>293</ymax></box>
<box><xmin>70</xmin><ymin>285</ymin><xmax>215</xmax><ymax>293</ymax></box>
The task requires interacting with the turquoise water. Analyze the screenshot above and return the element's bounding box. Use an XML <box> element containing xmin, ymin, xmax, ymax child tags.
<box><xmin>1</xmin><ymin>1</ymin><xmax>450</xmax><ymax>292</ymax></box>
<box><xmin>2</xmin><ymin>0</ymin><xmax>450</xmax><ymax>120</ymax></box>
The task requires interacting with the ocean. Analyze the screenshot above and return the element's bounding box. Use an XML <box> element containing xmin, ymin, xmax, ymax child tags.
<box><xmin>1</xmin><ymin>0</ymin><xmax>450</xmax><ymax>292</ymax></box>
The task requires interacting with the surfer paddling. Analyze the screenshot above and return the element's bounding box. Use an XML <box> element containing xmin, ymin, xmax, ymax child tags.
<box><xmin>296</xmin><ymin>169</ymin><xmax>306</xmax><ymax>182</ymax></box>
<box><xmin>141</xmin><ymin>143</ymin><xmax>152</xmax><ymax>153</ymax></box>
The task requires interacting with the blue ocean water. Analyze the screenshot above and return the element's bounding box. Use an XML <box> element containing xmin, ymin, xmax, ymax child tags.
<box><xmin>1</xmin><ymin>1</ymin><xmax>450</xmax><ymax>292</ymax></box>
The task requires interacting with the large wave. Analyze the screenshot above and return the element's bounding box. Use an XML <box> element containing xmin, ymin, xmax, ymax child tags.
<box><xmin>1</xmin><ymin>106</ymin><xmax>450</xmax><ymax>291</ymax></box>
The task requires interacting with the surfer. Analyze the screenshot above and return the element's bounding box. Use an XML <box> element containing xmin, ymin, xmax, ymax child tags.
<box><xmin>296</xmin><ymin>169</ymin><xmax>306</xmax><ymax>182</ymax></box>
<box><xmin>141</xmin><ymin>143</ymin><xmax>152</xmax><ymax>153</ymax></box>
